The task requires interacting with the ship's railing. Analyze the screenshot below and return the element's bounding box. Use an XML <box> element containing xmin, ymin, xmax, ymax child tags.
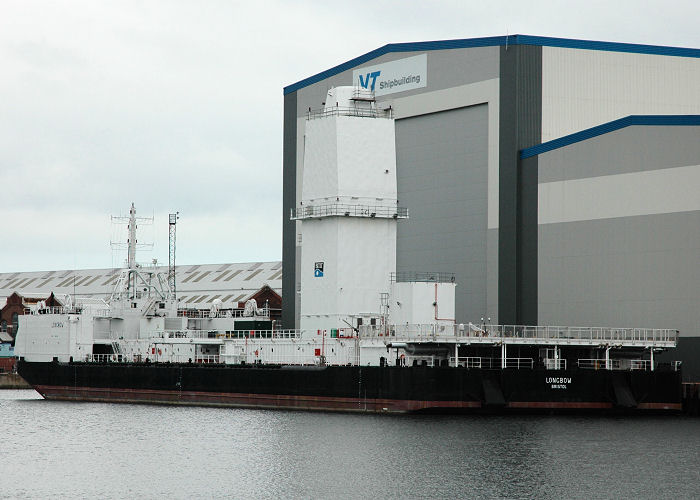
<box><xmin>291</xmin><ymin>203</ymin><xmax>408</xmax><ymax>220</ymax></box>
<box><xmin>577</xmin><ymin>358</ymin><xmax>656</xmax><ymax>370</ymax></box>
<box><xmin>360</xmin><ymin>324</ymin><xmax>678</xmax><ymax>345</ymax></box>
<box><xmin>177</xmin><ymin>308</ymin><xmax>274</xmax><ymax>319</ymax></box>
<box><xmin>630</xmin><ymin>359</ymin><xmax>651</xmax><ymax>370</ymax></box>
<box><xmin>194</xmin><ymin>355</ymin><xmax>220</xmax><ymax>363</ymax></box>
<box><xmin>218</xmin><ymin>329</ymin><xmax>301</xmax><ymax>339</ymax></box>
<box><xmin>504</xmin><ymin>358</ymin><xmax>534</xmax><ymax>369</ymax></box>
<box><xmin>361</xmin><ymin>323</ymin><xmax>455</xmax><ymax>339</ymax></box>
<box><xmin>453</xmin><ymin>356</ymin><xmax>490</xmax><ymax>368</ymax></box>
<box><xmin>86</xmin><ymin>354</ymin><xmax>130</xmax><ymax>363</ymax></box>
<box><xmin>544</xmin><ymin>359</ymin><xmax>567</xmax><ymax>370</ymax></box>
<box><xmin>24</xmin><ymin>306</ymin><xmax>82</xmax><ymax>316</ymax></box>
<box><xmin>85</xmin><ymin>353</ymin><xmax>225</xmax><ymax>364</ymax></box>
<box><xmin>350</xmin><ymin>87</ymin><xmax>375</xmax><ymax>101</ymax></box>
<box><xmin>449</xmin><ymin>356</ymin><xmax>534</xmax><ymax>369</ymax></box>
<box><xmin>578</xmin><ymin>359</ymin><xmax>620</xmax><ymax>370</ymax></box>
<box><xmin>407</xmin><ymin>356</ymin><xmax>438</xmax><ymax>367</ymax></box>
<box><xmin>481</xmin><ymin>325</ymin><xmax>678</xmax><ymax>344</ymax></box>
<box><xmin>306</xmin><ymin>106</ymin><xmax>392</xmax><ymax>120</ymax></box>
<box><xmin>145</xmin><ymin>354</ymin><xmax>222</xmax><ymax>364</ymax></box>
<box><xmin>156</xmin><ymin>329</ymin><xmax>302</xmax><ymax>340</ymax></box>
<box><xmin>224</xmin><ymin>349</ymin><xmax>358</xmax><ymax>367</ymax></box>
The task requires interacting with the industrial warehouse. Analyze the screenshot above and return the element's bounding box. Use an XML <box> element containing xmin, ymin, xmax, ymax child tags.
<box><xmin>0</xmin><ymin>262</ymin><xmax>282</xmax><ymax>332</ymax></box>
<box><xmin>282</xmin><ymin>35</ymin><xmax>700</xmax><ymax>378</ymax></box>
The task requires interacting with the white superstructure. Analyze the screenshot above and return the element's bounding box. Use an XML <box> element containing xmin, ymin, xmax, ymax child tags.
<box><xmin>293</xmin><ymin>87</ymin><xmax>407</xmax><ymax>333</ymax></box>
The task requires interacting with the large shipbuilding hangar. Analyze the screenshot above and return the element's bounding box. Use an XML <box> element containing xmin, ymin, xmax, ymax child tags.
<box><xmin>282</xmin><ymin>35</ymin><xmax>700</xmax><ymax>377</ymax></box>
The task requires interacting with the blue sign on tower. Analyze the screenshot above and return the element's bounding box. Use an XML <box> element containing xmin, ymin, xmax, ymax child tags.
<box><xmin>314</xmin><ymin>262</ymin><xmax>324</xmax><ymax>278</ymax></box>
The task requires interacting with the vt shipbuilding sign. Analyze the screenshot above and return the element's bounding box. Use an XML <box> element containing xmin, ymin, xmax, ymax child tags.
<box><xmin>353</xmin><ymin>54</ymin><xmax>427</xmax><ymax>97</ymax></box>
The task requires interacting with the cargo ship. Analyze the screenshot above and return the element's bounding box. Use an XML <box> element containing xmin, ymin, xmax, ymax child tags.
<box><xmin>15</xmin><ymin>87</ymin><xmax>682</xmax><ymax>413</ymax></box>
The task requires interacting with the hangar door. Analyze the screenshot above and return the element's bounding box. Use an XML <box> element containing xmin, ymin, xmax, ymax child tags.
<box><xmin>395</xmin><ymin>104</ymin><xmax>489</xmax><ymax>324</ymax></box>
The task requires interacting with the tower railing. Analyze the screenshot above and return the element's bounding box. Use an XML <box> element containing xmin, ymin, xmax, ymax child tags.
<box><xmin>291</xmin><ymin>203</ymin><xmax>408</xmax><ymax>220</ymax></box>
<box><xmin>390</xmin><ymin>272</ymin><xmax>456</xmax><ymax>283</ymax></box>
<box><xmin>306</xmin><ymin>106</ymin><xmax>393</xmax><ymax>120</ymax></box>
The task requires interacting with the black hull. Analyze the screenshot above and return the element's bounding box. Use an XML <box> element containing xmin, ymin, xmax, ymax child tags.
<box><xmin>17</xmin><ymin>360</ymin><xmax>682</xmax><ymax>414</ymax></box>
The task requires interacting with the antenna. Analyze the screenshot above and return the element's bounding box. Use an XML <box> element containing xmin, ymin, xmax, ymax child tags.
<box><xmin>168</xmin><ymin>212</ymin><xmax>179</xmax><ymax>297</ymax></box>
<box><xmin>111</xmin><ymin>202</ymin><xmax>153</xmax><ymax>268</ymax></box>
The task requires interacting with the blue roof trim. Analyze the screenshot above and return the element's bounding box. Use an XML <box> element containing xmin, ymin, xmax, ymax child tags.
<box><xmin>284</xmin><ymin>34</ymin><xmax>700</xmax><ymax>95</ymax></box>
<box><xmin>283</xmin><ymin>36</ymin><xmax>507</xmax><ymax>95</ymax></box>
<box><xmin>520</xmin><ymin>115</ymin><xmax>700</xmax><ymax>159</ymax></box>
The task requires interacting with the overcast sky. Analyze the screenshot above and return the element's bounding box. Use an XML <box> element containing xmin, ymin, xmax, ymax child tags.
<box><xmin>1</xmin><ymin>0</ymin><xmax>698</xmax><ymax>273</ymax></box>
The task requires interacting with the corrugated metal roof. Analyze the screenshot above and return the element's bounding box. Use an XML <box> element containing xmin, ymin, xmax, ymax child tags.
<box><xmin>180</xmin><ymin>272</ymin><xmax>200</xmax><ymax>283</ymax></box>
<box><xmin>244</xmin><ymin>269</ymin><xmax>263</xmax><ymax>281</ymax></box>
<box><xmin>267</xmin><ymin>270</ymin><xmax>283</xmax><ymax>280</ymax></box>
<box><xmin>74</xmin><ymin>275</ymin><xmax>93</xmax><ymax>286</ymax></box>
<box><xmin>224</xmin><ymin>270</ymin><xmax>243</xmax><ymax>281</ymax></box>
<box><xmin>56</xmin><ymin>276</ymin><xmax>76</xmax><ymax>287</ymax></box>
<box><xmin>193</xmin><ymin>271</ymin><xmax>212</xmax><ymax>283</ymax></box>
<box><xmin>0</xmin><ymin>261</ymin><xmax>282</xmax><ymax>308</ymax></box>
<box><xmin>212</xmin><ymin>270</ymin><xmax>231</xmax><ymax>282</ymax></box>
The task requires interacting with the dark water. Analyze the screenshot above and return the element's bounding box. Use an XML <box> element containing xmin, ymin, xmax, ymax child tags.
<box><xmin>2</xmin><ymin>390</ymin><xmax>699</xmax><ymax>499</ymax></box>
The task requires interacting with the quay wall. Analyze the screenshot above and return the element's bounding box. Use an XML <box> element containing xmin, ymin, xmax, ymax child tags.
<box><xmin>0</xmin><ymin>373</ymin><xmax>31</xmax><ymax>389</ymax></box>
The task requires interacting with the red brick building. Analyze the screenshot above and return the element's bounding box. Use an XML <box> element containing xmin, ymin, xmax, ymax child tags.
<box><xmin>0</xmin><ymin>292</ymin><xmax>64</xmax><ymax>338</ymax></box>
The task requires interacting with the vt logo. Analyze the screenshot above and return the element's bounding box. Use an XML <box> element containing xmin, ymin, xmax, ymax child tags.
<box><xmin>358</xmin><ymin>71</ymin><xmax>381</xmax><ymax>91</ymax></box>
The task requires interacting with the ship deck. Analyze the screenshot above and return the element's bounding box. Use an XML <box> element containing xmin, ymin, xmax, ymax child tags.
<box><xmin>361</xmin><ymin>324</ymin><xmax>678</xmax><ymax>349</ymax></box>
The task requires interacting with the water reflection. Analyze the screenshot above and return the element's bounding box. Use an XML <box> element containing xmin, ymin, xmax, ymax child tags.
<box><xmin>3</xmin><ymin>391</ymin><xmax>700</xmax><ymax>499</ymax></box>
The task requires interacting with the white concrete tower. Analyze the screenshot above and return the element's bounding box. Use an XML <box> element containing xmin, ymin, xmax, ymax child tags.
<box><xmin>293</xmin><ymin>87</ymin><xmax>407</xmax><ymax>333</ymax></box>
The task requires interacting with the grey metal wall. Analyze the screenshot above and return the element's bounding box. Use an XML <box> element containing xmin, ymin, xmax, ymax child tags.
<box><xmin>395</xmin><ymin>105</ymin><xmax>489</xmax><ymax>324</ymax></box>
<box><xmin>498</xmin><ymin>45</ymin><xmax>542</xmax><ymax>326</ymax></box>
<box><xmin>537</xmin><ymin>125</ymin><xmax>700</xmax><ymax>379</ymax></box>
<box><xmin>281</xmin><ymin>91</ymin><xmax>297</xmax><ymax>329</ymax></box>
<box><xmin>538</xmin><ymin>126</ymin><xmax>700</xmax><ymax>182</ymax></box>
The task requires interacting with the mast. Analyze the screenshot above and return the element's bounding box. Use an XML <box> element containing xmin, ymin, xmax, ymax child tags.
<box><xmin>109</xmin><ymin>203</ymin><xmax>163</xmax><ymax>303</ymax></box>
<box><xmin>168</xmin><ymin>212</ymin><xmax>178</xmax><ymax>297</ymax></box>
<box><xmin>127</xmin><ymin>202</ymin><xmax>137</xmax><ymax>270</ymax></box>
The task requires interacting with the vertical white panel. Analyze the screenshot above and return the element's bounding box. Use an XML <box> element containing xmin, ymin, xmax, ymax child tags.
<box><xmin>542</xmin><ymin>48</ymin><xmax>700</xmax><ymax>141</ymax></box>
<box><xmin>301</xmin><ymin>118</ymin><xmax>338</xmax><ymax>202</ymax></box>
<box><xmin>336</xmin><ymin>117</ymin><xmax>397</xmax><ymax>202</ymax></box>
<box><xmin>299</xmin><ymin>111</ymin><xmax>399</xmax><ymax>332</ymax></box>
